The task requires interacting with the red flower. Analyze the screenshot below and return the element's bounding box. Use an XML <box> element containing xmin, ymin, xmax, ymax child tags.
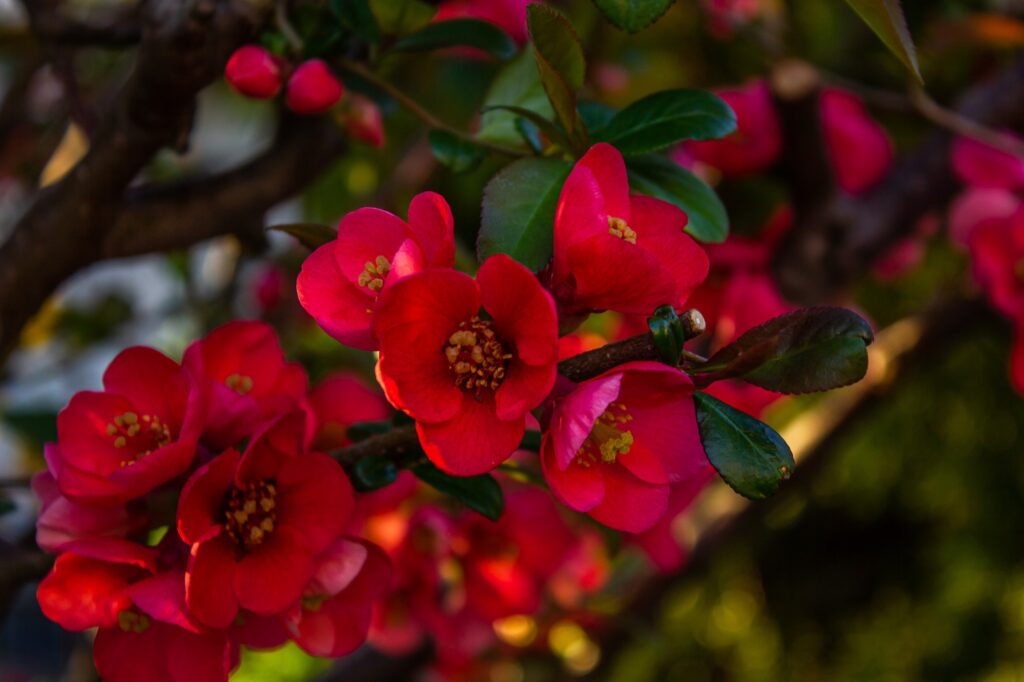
<box><xmin>177</xmin><ymin>411</ymin><xmax>353</xmax><ymax>628</ymax></box>
<box><xmin>304</xmin><ymin>372</ymin><xmax>392</xmax><ymax>451</ymax></box>
<box><xmin>224</xmin><ymin>45</ymin><xmax>283</xmax><ymax>99</ymax></box>
<box><xmin>821</xmin><ymin>88</ymin><xmax>893</xmax><ymax>194</ymax></box>
<box><xmin>298</xmin><ymin>192</ymin><xmax>456</xmax><ymax>351</ymax></box>
<box><xmin>551</xmin><ymin>143</ymin><xmax>709</xmax><ymax>316</ymax></box>
<box><xmin>341</xmin><ymin>94</ymin><xmax>386</xmax><ymax>148</ymax></box>
<box><xmin>541</xmin><ymin>361</ymin><xmax>708</xmax><ymax>533</ymax></box>
<box><xmin>969</xmin><ymin>205</ymin><xmax>1024</xmax><ymax>319</ymax></box>
<box><xmin>32</xmin><ymin>470</ymin><xmax>147</xmax><ymax>552</ymax></box>
<box><xmin>374</xmin><ymin>255</ymin><xmax>558</xmax><ymax>475</ymax></box>
<box><xmin>286</xmin><ymin>59</ymin><xmax>344</xmax><ymax>114</ymax></box>
<box><xmin>434</xmin><ymin>0</ymin><xmax>528</xmax><ymax>44</ymax></box>
<box><xmin>952</xmin><ymin>133</ymin><xmax>1024</xmax><ymax>190</ymax></box>
<box><xmin>687</xmin><ymin>80</ymin><xmax>781</xmax><ymax>177</ymax></box>
<box><xmin>182</xmin><ymin>320</ymin><xmax>307</xmax><ymax>449</ymax></box>
<box><xmin>49</xmin><ymin>346</ymin><xmax>202</xmax><ymax>505</ymax></box>
<box><xmin>286</xmin><ymin>537</ymin><xmax>392</xmax><ymax>657</ymax></box>
<box><xmin>630</xmin><ymin>469</ymin><xmax>714</xmax><ymax>572</ymax></box>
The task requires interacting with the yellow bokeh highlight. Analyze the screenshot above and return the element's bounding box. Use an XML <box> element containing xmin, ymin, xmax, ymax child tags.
<box><xmin>492</xmin><ymin>614</ymin><xmax>537</xmax><ymax>647</ymax></box>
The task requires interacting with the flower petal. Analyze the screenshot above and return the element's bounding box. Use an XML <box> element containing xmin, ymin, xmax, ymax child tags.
<box><xmin>416</xmin><ymin>394</ymin><xmax>524</xmax><ymax>475</ymax></box>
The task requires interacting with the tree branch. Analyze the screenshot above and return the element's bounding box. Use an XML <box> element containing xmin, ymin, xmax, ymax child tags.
<box><xmin>21</xmin><ymin>0</ymin><xmax>144</xmax><ymax>48</ymax></box>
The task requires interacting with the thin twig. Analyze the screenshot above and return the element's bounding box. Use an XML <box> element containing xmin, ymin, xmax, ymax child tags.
<box><xmin>909</xmin><ymin>84</ymin><xmax>1024</xmax><ymax>158</ymax></box>
<box><xmin>275</xmin><ymin>0</ymin><xmax>304</xmax><ymax>53</ymax></box>
<box><xmin>337</xmin><ymin>58</ymin><xmax>530</xmax><ymax>157</ymax></box>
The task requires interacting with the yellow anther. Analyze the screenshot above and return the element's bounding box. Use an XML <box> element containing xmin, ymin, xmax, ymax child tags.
<box><xmin>225</xmin><ymin>373</ymin><xmax>254</xmax><ymax>395</ymax></box>
<box><xmin>608</xmin><ymin>216</ymin><xmax>638</xmax><ymax>244</ymax></box>
<box><xmin>113</xmin><ymin>436</ymin><xmax>126</xmax><ymax>449</ymax></box>
<box><xmin>357</xmin><ymin>254</ymin><xmax>391</xmax><ymax>292</ymax></box>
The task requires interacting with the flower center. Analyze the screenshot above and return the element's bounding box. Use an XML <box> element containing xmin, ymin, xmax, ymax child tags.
<box><xmin>106</xmin><ymin>412</ymin><xmax>172</xmax><ymax>467</ymax></box>
<box><xmin>225</xmin><ymin>373</ymin><xmax>254</xmax><ymax>395</ymax></box>
<box><xmin>575</xmin><ymin>403</ymin><xmax>634</xmax><ymax>467</ymax></box>
<box><xmin>357</xmin><ymin>255</ymin><xmax>391</xmax><ymax>293</ymax></box>
<box><xmin>224</xmin><ymin>480</ymin><xmax>278</xmax><ymax>549</ymax></box>
<box><xmin>117</xmin><ymin>609</ymin><xmax>151</xmax><ymax>634</ymax></box>
<box><xmin>608</xmin><ymin>216</ymin><xmax>637</xmax><ymax>244</ymax></box>
<box><xmin>444</xmin><ymin>316</ymin><xmax>512</xmax><ymax>394</ymax></box>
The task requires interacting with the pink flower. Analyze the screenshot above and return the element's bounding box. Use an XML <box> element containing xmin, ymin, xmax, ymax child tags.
<box><xmin>32</xmin><ymin>471</ymin><xmax>147</xmax><ymax>553</ymax></box>
<box><xmin>686</xmin><ymin>80</ymin><xmax>781</xmax><ymax>176</ymax></box>
<box><xmin>182</xmin><ymin>320</ymin><xmax>307</xmax><ymax>450</ymax></box>
<box><xmin>298</xmin><ymin>192</ymin><xmax>455</xmax><ymax>351</ymax></box>
<box><xmin>177</xmin><ymin>412</ymin><xmax>353</xmax><ymax>628</ymax></box>
<box><xmin>630</xmin><ymin>469</ymin><xmax>715</xmax><ymax>572</ymax></box>
<box><xmin>434</xmin><ymin>0</ymin><xmax>528</xmax><ymax>44</ymax></box>
<box><xmin>49</xmin><ymin>347</ymin><xmax>203</xmax><ymax>505</ymax></box>
<box><xmin>341</xmin><ymin>94</ymin><xmax>386</xmax><ymax>148</ymax></box>
<box><xmin>541</xmin><ymin>361</ymin><xmax>708</xmax><ymax>533</ymax></box>
<box><xmin>286</xmin><ymin>59</ymin><xmax>344</xmax><ymax>115</ymax></box>
<box><xmin>286</xmin><ymin>538</ymin><xmax>391</xmax><ymax>657</ymax></box>
<box><xmin>952</xmin><ymin>134</ymin><xmax>1024</xmax><ymax>190</ymax></box>
<box><xmin>304</xmin><ymin>372</ymin><xmax>392</xmax><ymax>451</ymax></box>
<box><xmin>821</xmin><ymin>88</ymin><xmax>893</xmax><ymax>194</ymax></box>
<box><xmin>949</xmin><ymin>188</ymin><xmax>1020</xmax><ymax>248</ymax></box>
<box><xmin>551</xmin><ymin>143</ymin><xmax>709</xmax><ymax>316</ymax></box>
<box><xmin>968</xmin><ymin>205</ymin><xmax>1024</xmax><ymax>319</ymax></box>
<box><xmin>374</xmin><ymin>255</ymin><xmax>558</xmax><ymax>475</ymax></box>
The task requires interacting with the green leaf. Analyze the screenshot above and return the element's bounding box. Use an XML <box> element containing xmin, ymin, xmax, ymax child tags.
<box><xmin>594</xmin><ymin>89</ymin><xmax>736</xmax><ymax>155</ymax></box>
<box><xmin>481</xmin><ymin>105</ymin><xmax>568</xmax><ymax>149</ymax></box>
<box><xmin>648</xmin><ymin>305</ymin><xmax>685</xmax><ymax>367</ymax></box>
<box><xmin>413</xmin><ymin>462</ymin><xmax>504</xmax><ymax>520</ymax></box>
<box><xmin>477</xmin><ymin>49</ymin><xmax>554</xmax><ymax>147</ymax></box>
<box><xmin>627</xmin><ymin>155</ymin><xmax>729</xmax><ymax>243</ymax></box>
<box><xmin>369</xmin><ymin>0</ymin><xmax>434</xmax><ymax>35</ymax></box>
<box><xmin>591</xmin><ymin>0</ymin><xmax>676</xmax><ymax>32</ymax></box>
<box><xmin>349</xmin><ymin>457</ymin><xmax>399</xmax><ymax>492</ymax></box>
<box><xmin>843</xmin><ymin>0</ymin><xmax>922</xmax><ymax>82</ymax></box>
<box><xmin>5</xmin><ymin>411</ymin><xmax>58</xmax><ymax>446</ymax></box>
<box><xmin>527</xmin><ymin>4</ymin><xmax>587</xmax><ymax>150</ymax></box>
<box><xmin>578</xmin><ymin>100</ymin><xmax>617</xmax><ymax>135</ymax></box>
<box><xmin>330</xmin><ymin>0</ymin><xmax>380</xmax><ymax>43</ymax></box>
<box><xmin>693</xmin><ymin>307</ymin><xmax>875</xmax><ymax>394</ymax></box>
<box><xmin>267</xmin><ymin>223</ymin><xmax>336</xmax><ymax>250</ymax></box>
<box><xmin>392</xmin><ymin>18</ymin><xmax>518</xmax><ymax>58</ymax></box>
<box><xmin>429</xmin><ymin>129</ymin><xmax>486</xmax><ymax>173</ymax></box>
<box><xmin>479</xmin><ymin>157</ymin><xmax>571</xmax><ymax>270</ymax></box>
<box><xmin>694</xmin><ymin>392</ymin><xmax>794</xmax><ymax>500</ymax></box>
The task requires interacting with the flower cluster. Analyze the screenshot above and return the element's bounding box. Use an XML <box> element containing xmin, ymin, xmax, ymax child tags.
<box><xmin>35</xmin><ymin>322</ymin><xmax>391</xmax><ymax>681</ymax></box>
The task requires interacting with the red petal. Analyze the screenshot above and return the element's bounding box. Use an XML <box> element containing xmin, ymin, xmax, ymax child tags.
<box><xmin>235</xmin><ymin>525</ymin><xmax>316</xmax><ymax>615</ymax></box>
<box><xmin>577</xmin><ymin>143</ymin><xmax>631</xmax><ymax>220</ymax></box>
<box><xmin>277</xmin><ymin>451</ymin><xmax>353</xmax><ymax>554</ymax></box>
<box><xmin>567</xmin><ymin>234</ymin><xmax>677</xmax><ymax>314</ymax></box>
<box><xmin>416</xmin><ymin>394</ymin><xmax>523</xmax><ymax>475</ymax></box>
<box><xmin>186</xmin><ymin>532</ymin><xmax>239</xmax><ymax>629</ymax></box>
<box><xmin>178</xmin><ymin>449</ymin><xmax>239</xmax><ymax>545</ymax></box>
<box><xmin>297</xmin><ymin>243</ymin><xmax>377</xmax><ymax>351</ymax></box>
<box><xmin>589</xmin><ymin>466</ymin><xmax>668</xmax><ymax>533</ymax></box>
<box><xmin>102</xmin><ymin>347</ymin><xmax>189</xmax><ymax>431</ymax></box>
<box><xmin>478</xmin><ymin>254</ymin><xmax>558</xmax><ymax>366</ymax></box>
<box><xmin>407</xmin><ymin>191</ymin><xmax>456</xmax><ymax>267</ymax></box>
<box><xmin>333</xmin><ymin>207</ymin><xmax>411</xmax><ymax>283</ymax></box>
<box><xmin>237</xmin><ymin>410</ymin><xmax>306</xmax><ymax>484</ymax></box>
<box><xmin>37</xmin><ymin>554</ymin><xmax>142</xmax><ymax>631</ymax></box>
<box><xmin>541</xmin><ymin>441</ymin><xmax>604</xmax><ymax>512</ymax></box>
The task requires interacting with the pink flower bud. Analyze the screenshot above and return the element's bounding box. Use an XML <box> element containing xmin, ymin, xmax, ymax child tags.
<box><xmin>341</xmin><ymin>94</ymin><xmax>385</xmax><ymax>147</ymax></box>
<box><xmin>225</xmin><ymin>45</ymin><xmax>283</xmax><ymax>99</ymax></box>
<box><xmin>286</xmin><ymin>59</ymin><xmax>344</xmax><ymax>115</ymax></box>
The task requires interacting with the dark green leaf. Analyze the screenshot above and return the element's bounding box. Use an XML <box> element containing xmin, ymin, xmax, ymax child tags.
<box><xmin>648</xmin><ymin>305</ymin><xmax>685</xmax><ymax>367</ymax></box>
<box><xmin>331</xmin><ymin>0</ymin><xmax>380</xmax><ymax>43</ymax></box>
<box><xmin>694</xmin><ymin>392</ymin><xmax>794</xmax><ymax>500</ymax></box>
<box><xmin>5</xmin><ymin>411</ymin><xmax>58</xmax><ymax>446</ymax></box>
<box><xmin>843</xmin><ymin>0</ymin><xmax>922</xmax><ymax>82</ymax></box>
<box><xmin>515</xmin><ymin>118</ymin><xmax>544</xmax><ymax>153</ymax></box>
<box><xmin>578</xmin><ymin>100</ymin><xmax>618</xmax><ymax>135</ymax></box>
<box><xmin>594</xmin><ymin>89</ymin><xmax>736</xmax><ymax>155</ymax></box>
<box><xmin>627</xmin><ymin>155</ymin><xmax>729</xmax><ymax>243</ymax></box>
<box><xmin>392</xmin><ymin>18</ymin><xmax>517</xmax><ymax>58</ymax></box>
<box><xmin>350</xmin><ymin>457</ymin><xmax>399</xmax><ymax>492</ymax></box>
<box><xmin>479</xmin><ymin>157</ymin><xmax>571</xmax><ymax>270</ymax></box>
<box><xmin>369</xmin><ymin>0</ymin><xmax>434</xmax><ymax>35</ymax></box>
<box><xmin>347</xmin><ymin>420</ymin><xmax>394</xmax><ymax>442</ymax></box>
<box><xmin>527</xmin><ymin>4</ymin><xmax>587</xmax><ymax>150</ymax></box>
<box><xmin>591</xmin><ymin>0</ymin><xmax>676</xmax><ymax>32</ymax></box>
<box><xmin>413</xmin><ymin>462</ymin><xmax>504</xmax><ymax>520</ymax></box>
<box><xmin>693</xmin><ymin>307</ymin><xmax>875</xmax><ymax>394</ymax></box>
<box><xmin>481</xmin><ymin>105</ymin><xmax>568</xmax><ymax>149</ymax></box>
<box><xmin>429</xmin><ymin>129</ymin><xmax>486</xmax><ymax>173</ymax></box>
<box><xmin>268</xmin><ymin>223</ymin><xmax>336</xmax><ymax>250</ymax></box>
<box><xmin>477</xmin><ymin>49</ymin><xmax>554</xmax><ymax>147</ymax></box>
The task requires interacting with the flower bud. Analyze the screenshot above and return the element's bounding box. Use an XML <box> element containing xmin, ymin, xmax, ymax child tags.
<box><xmin>340</xmin><ymin>94</ymin><xmax>385</xmax><ymax>147</ymax></box>
<box><xmin>287</xmin><ymin>59</ymin><xmax>344</xmax><ymax>115</ymax></box>
<box><xmin>225</xmin><ymin>45</ymin><xmax>283</xmax><ymax>99</ymax></box>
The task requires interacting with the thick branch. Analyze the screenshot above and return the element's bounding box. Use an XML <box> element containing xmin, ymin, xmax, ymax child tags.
<box><xmin>0</xmin><ymin>0</ymin><xmax>272</xmax><ymax>364</ymax></box>
<box><xmin>774</xmin><ymin>55</ymin><xmax>1024</xmax><ymax>303</ymax></box>
<box><xmin>21</xmin><ymin>0</ymin><xmax>143</xmax><ymax>47</ymax></box>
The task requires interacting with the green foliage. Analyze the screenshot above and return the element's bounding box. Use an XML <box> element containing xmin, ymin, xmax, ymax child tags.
<box><xmin>478</xmin><ymin>157</ymin><xmax>571</xmax><ymax>270</ymax></box>
<box><xmin>429</xmin><ymin>129</ymin><xmax>486</xmax><ymax>173</ymax></box>
<box><xmin>349</xmin><ymin>457</ymin><xmax>400</xmax><ymax>492</ymax></box>
<box><xmin>413</xmin><ymin>462</ymin><xmax>505</xmax><ymax>520</ymax></box>
<box><xmin>369</xmin><ymin>0</ymin><xmax>434</xmax><ymax>35</ymax></box>
<box><xmin>591</xmin><ymin>0</ymin><xmax>677</xmax><ymax>32</ymax></box>
<box><xmin>647</xmin><ymin>305</ymin><xmax>686</xmax><ymax>367</ymax></box>
<box><xmin>527</xmin><ymin>4</ymin><xmax>588</xmax><ymax>152</ymax></box>
<box><xmin>477</xmin><ymin>49</ymin><xmax>555</xmax><ymax>147</ymax></box>
<box><xmin>694</xmin><ymin>392</ymin><xmax>794</xmax><ymax>500</ymax></box>
<box><xmin>627</xmin><ymin>155</ymin><xmax>729</xmax><ymax>243</ymax></box>
<box><xmin>267</xmin><ymin>223</ymin><xmax>336</xmax><ymax>250</ymax></box>
<box><xmin>842</xmin><ymin>0</ymin><xmax>922</xmax><ymax>82</ymax></box>
<box><xmin>392</xmin><ymin>19</ymin><xmax>518</xmax><ymax>59</ymax></box>
<box><xmin>593</xmin><ymin>89</ymin><xmax>737</xmax><ymax>155</ymax></box>
<box><xmin>693</xmin><ymin>307</ymin><xmax>875</xmax><ymax>394</ymax></box>
<box><xmin>330</xmin><ymin>0</ymin><xmax>380</xmax><ymax>43</ymax></box>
